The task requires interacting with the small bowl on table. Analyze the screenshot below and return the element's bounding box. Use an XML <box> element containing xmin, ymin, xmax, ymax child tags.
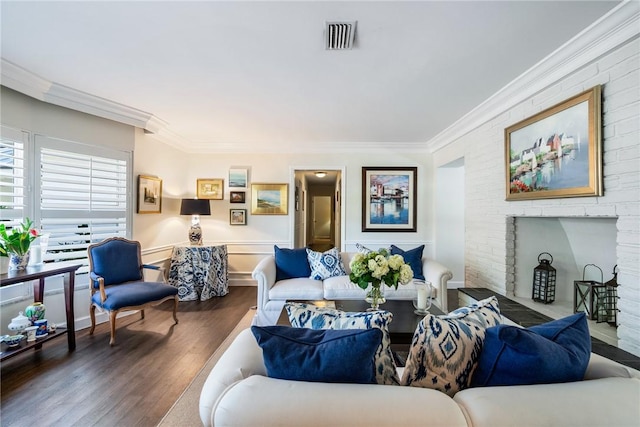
<box><xmin>1</xmin><ymin>334</ymin><xmax>26</xmax><ymax>348</ymax></box>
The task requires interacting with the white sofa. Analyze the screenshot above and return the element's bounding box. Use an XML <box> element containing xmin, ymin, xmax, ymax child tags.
<box><xmin>200</xmin><ymin>328</ymin><xmax>640</xmax><ymax>427</ymax></box>
<box><xmin>251</xmin><ymin>251</ymin><xmax>453</xmax><ymax>325</ymax></box>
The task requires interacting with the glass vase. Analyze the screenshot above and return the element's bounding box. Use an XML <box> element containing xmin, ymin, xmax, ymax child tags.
<box><xmin>365</xmin><ymin>283</ymin><xmax>386</xmax><ymax>311</ymax></box>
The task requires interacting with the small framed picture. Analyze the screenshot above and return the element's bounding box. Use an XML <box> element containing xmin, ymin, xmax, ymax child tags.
<box><xmin>197</xmin><ymin>178</ymin><xmax>224</xmax><ymax>200</ymax></box>
<box><xmin>230</xmin><ymin>191</ymin><xmax>246</xmax><ymax>203</ymax></box>
<box><xmin>229</xmin><ymin>168</ymin><xmax>249</xmax><ymax>188</ymax></box>
<box><xmin>137</xmin><ymin>175</ymin><xmax>162</xmax><ymax>214</ymax></box>
<box><xmin>230</xmin><ymin>209</ymin><xmax>247</xmax><ymax>225</ymax></box>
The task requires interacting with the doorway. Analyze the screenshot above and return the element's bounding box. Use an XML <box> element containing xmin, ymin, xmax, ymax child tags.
<box><xmin>293</xmin><ymin>169</ymin><xmax>343</xmax><ymax>251</ymax></box>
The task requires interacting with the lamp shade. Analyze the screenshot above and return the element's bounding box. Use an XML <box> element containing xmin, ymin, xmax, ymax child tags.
<box><xmin>180</xmin><ymin>199</ymin><xmax>211</xmax><ymax>215</ymax></box>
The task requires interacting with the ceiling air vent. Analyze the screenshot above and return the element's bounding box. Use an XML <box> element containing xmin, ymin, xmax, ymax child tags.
<box><xmin>325</xmin><ymin>21</ymin><xmax>356</xmax><ymax>50</ymax></box>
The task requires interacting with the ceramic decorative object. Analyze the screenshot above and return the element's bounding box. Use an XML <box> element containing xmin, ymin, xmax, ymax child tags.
<box><xmin>9</xmin><ymin>252</ymin><xmax>30</xmax><ymax>270</ymax></box>
<box><xmin>1</xmin><ymin>334</ymin><xmax>25</xmax><ymax>348</ymax></box>
<box><xmin>365</xmin><ymin>283</ymin><xmax>386</xmax><ymax>311</ymax></box>
<box><xmin>25</xmin><ymin>302</ymin><xmax>46</xmax><ymax>323</ymax></box>
<box><xmin>8</xmin><ymin>311</ymin><xmax>31</xmax><ymax>333</ymax></box>
<box><xmin>34</xmin><ymin>319</ymin><xmax>48</xmax><ymax>338</ymax></box>
<box><xmin>24</xmin><ymin>326</ymin><xmax>38</xmax><ymax>342</ymax></box>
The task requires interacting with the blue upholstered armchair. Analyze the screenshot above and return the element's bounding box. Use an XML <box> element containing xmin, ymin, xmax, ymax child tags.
<box><xmin>88</xmin><ymin>237</ymin><xmax>179</xmax><ymax>345</ymax></box>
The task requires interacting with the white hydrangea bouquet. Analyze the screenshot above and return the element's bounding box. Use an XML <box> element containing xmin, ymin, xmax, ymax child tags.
<box><xmin>349</xmin><ymin>248</ymin><xmax>413</xmax><ymax>309</ymax></box>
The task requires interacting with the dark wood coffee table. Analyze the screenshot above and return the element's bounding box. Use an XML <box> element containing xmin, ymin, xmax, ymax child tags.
<box><xmin>277</xmin><ymin>299</ymin><xmax>444</xmax><ymax>347</ymax></box>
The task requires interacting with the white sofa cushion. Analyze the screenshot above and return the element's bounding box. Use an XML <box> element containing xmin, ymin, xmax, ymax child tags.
<box><xmin>213</xmin><ymin>375</ymin><xmax>469</xmax><ymax>427</ymax></box>
<box><xmin>268</xmin><ymin>277</ymin><xmax>324</xmax><ymax>301</ymax></box>
<box><xmin>454</xmin><ymin>377</ymin><xmax>640</xmax><ymax>427</ymax></box>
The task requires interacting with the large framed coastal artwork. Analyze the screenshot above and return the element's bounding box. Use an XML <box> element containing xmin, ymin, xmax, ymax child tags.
<box><xmin>251</xmin><ymin>183</ymin><xmax>288</xmax><ymax>215</ymax></box>
<box><xmin>505</xmin><ymin>85</ymin><xmax>602</xmax><ymax>201</ymax></box>
<box><xmin>362</xmin><ymin>167</ymin><xmax>417</xmax><ymax>232</ymax></box>
<box><xmin>137</xmin><ymin>175</ymin><xmax>162</xmax><ymax>214</ymax></box>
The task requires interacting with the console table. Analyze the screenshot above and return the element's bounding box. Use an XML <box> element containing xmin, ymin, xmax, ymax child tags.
<box><xmin>168</xmin><ymin>245</ymin><xmax>229</xmax><ymax>301</ymax></box>
<box><xmin>1</xmin><ymin>263</ymin><xmax>81</xmax><ymax>361</ymax></box>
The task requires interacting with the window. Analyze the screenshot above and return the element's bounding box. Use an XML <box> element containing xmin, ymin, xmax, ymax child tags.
<box><xmin>1</xmin><ymin>130</ymin><xmax>131</xmax><ymax>278</ymax></box>
<box><xmin>35</xmin><ymin>135</ymin><xmax>131</xmax><ymax>274</ymax></box>
<box><xmin>0</xmin><ymin>126</ymin><xmax>29</xmax><ymax>229</ymax></box>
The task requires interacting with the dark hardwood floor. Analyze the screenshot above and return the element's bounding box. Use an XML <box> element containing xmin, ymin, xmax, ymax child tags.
<box><xmin>1</xmin><ymin>286</ymin><xmax>257</xmax><ymax>427</ymax></box>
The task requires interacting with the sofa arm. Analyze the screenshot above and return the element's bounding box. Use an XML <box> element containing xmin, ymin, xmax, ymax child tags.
<box><xmin>422</xmin><ymin>258</ymin><xmax>453</xmax><ymax>312</ymax></box>
<box><xmin>199</xmin><ymin>328</ymin><xmax>266</xmax><ymax>427</ymax></box>
<box><xmin>252</xmin><ymin>255</ymin><xmax>277</xmax><ymax>313</ymax></box>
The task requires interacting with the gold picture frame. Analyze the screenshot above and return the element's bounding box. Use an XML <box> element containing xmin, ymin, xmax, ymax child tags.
<box><xmin>251</xmin><ymin>183</ymin><xmax>288</xmax><ymax>215</ymax></box>
<box><xmin>505</xmin><ymin>85</ymin><xmax>602</xmax><ymax>201</ymax></box>
<box><xmin>137</xmin><ymin>175</ymin><xmax>162</xmax><ymax>214</ymax></box>
<box><xmin>197</xmin><ymin>178</ymin><xmax>224</xmax><ymax>200</ymax></box>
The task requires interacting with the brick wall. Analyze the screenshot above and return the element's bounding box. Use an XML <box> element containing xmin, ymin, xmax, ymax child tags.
<box><xmin>450</xmin><ymin>38</ymin><xmax>640</xmax><ymax>356</ymax></box>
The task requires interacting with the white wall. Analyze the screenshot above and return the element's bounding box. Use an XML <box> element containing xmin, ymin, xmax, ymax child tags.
<box><xmin>132</xmin><ymin>137</ymin><xmax>435</xmax><ymax>285</ymax></box>
<box><xmin>435</xmin><ymin>158</ymin><xmax>465</xmax><ymax>287</ymax></box>
<box><xmin>432</xmin><ymin>38</ymin><xmax>640</xmax><ymax>356</ymax></box>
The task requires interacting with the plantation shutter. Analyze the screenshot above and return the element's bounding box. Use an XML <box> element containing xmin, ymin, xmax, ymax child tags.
<box><xmin>0</xmin><ymin>126</ymin><xmax>30</xmax><ymax>228</ymax></box>
<box><xmin>36</xmin><ymin>135</ymin><xmax>131</xmax><ymax>274</ymax></box>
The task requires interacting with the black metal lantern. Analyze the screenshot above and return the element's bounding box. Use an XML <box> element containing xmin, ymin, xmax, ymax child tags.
<box><xmin>574</xmin><ymin>264</ymin><xmax>606</xmax><ymax>321</ymax></box>
<box><xmin>532</xmin><ymin>252</ymin><xmax>556</xmax><ymax>304</ymax></box>
<box><xmin>602</xmin><ymin>265</ymin><xmax>619</xmax><ymax>325</ymax></box>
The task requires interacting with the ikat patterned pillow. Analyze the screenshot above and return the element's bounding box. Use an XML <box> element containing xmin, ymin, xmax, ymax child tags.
<box><xmin>285</xmin><ymin>302</ymin><xmax>399</xmax><ymax>386</ymax></box>
<box><xmin>306</xmin><ymin>247</ymin><xmax>347</xmax><ymax>280</ymax></box>
<box><xmin>400</xmin><ymin>296</ymin><xmax>501</xmax><ymax>396</ymax></box>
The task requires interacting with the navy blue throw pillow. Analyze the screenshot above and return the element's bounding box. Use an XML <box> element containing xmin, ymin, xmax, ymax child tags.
<box><xmin>274</xmin><ymin>246</ymin><xmax>311</xmax><ymax>281</ymax></box>
<box><xmin>390</xmin><ymin>245</ymin><xmax>425</xmax><ymax>280</ymax></box>
<box><xmin>471</xmin><ymin>313</ymin><xmax>591</xmax><ymax>387</ymax></box>
<box><xmin>251</xmin><ymin>325</ymin><xmax>381</xmax><ymax>384</ymax></box>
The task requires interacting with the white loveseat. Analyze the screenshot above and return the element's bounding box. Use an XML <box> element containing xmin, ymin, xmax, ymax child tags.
<box><xmin>199</xmin><ymin>327</ymin><xmax>640</xmax><ymax>427</ymax></box>
<box><xmin>252</xmin><ymin>251</ymin><xmax>453</xmax><ymax>325</ymax></box>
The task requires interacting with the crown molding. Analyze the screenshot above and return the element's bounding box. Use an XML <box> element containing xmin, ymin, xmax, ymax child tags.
<box><xmin>170</xmin><ymin>139</ymin><xmax>430</xmax><ymax>154</ymax></box>
<box><xmin>1</xmin><ymin>59</ymin><xmax>168</xmax><ymax>133</ymax></box>
<box><xmin>425</xmin><ymin>0</ymin><xmax>640</xmax><ymax>153</ymax></box>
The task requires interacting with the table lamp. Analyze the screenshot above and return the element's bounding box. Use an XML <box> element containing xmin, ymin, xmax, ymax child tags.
<box><xmin>180</xmin><ymin>199</ymin><xmax>211</xmax><ymax>245</ymax></box>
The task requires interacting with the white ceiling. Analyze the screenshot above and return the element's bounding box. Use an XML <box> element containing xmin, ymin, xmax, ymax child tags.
<box><xmin>0</xmin><ymin>1</ymin><xmax>621</xmax><ymax>153</ymax></box>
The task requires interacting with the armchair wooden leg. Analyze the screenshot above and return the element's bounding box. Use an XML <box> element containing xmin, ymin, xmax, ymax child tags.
<box><xmin>109</xmin><ymin>311</ymin><xmax>117</xmax><ymax>346</ymax></box>
<box><xmin>140</xmin><ymin>309</ymin><xmax>145</xmax><ymax>320</ymax></box>
<box><xmin>172</xmin><ymin>296</ymin><xmax>179</xmax><ymax>324</ymax></box>
<box><xmin>89</xmin><ymin>304</ymin><xmax>96</xmax><ymax>335</ymax></box>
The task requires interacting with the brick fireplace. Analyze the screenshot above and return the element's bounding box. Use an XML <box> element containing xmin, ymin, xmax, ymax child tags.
<box><xmin>432</xmin><ymin>28</ymin><xmax>639</xmax><ymax>357</ymax></box>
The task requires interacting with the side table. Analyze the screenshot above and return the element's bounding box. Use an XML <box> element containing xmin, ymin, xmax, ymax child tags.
<box><xmin>168</xmin><ymin>245</ymin><xmax>229</xmax><ymax>301</ymax></box>
<box><xmin>1</xmin><ymin>263</ymin><xmax>81</xmax><ymax>361</ymax></box>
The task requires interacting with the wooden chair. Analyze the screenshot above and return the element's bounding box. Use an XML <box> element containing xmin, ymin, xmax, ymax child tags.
<box><xmin>88</xmin><ymin>237</ymin><xmax>178</xmax><ymax>345</ymax></box>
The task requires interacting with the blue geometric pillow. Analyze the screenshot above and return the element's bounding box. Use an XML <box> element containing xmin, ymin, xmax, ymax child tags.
<box><xmin>285</xmin><ymin>302</ymin><xmax>399</xmax><ymax>385</ymax></box>
<box><xmin>390</xmin><ymin>245</ymin><xmax>425</xmax><ymax>280</ymax></box>
<box><xmin>274</xmin><ymin>246</ymin><xmax>311</xmax><ymax>281</ymax></box>
<box><xmin>306</xmin><ymin>247</ymin><xmax>347</xmax><ymax>280</ymax></box>
<box><xmin>251</xmin><ymin>325</ymin><xmax>381</xmax><ymax>384</ymax></box>
<box><xmin>401</xmin><ymin>296</ymin><xmax>501</xmax><ymax>396</ymax></box>
<box><xmin>471</xmin><ymin>313</ymin><xmax>591</xmax><ymax>387</ymax></box>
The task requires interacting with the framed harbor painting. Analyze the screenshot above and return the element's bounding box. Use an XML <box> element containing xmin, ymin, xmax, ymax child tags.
<box><xmin>505</xmin><ymin>85</ymin><xmax>602</xmax><ymax>201</ymax></box>
<box><xmin>251</xmin><ymin>183</ymin><xmax>288</xmax><ymax>215</ymax></box>
<box><xmin>362</xmin><ymin>167</ymin><xmax>417</xmax><ymax>232</ymax></box>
